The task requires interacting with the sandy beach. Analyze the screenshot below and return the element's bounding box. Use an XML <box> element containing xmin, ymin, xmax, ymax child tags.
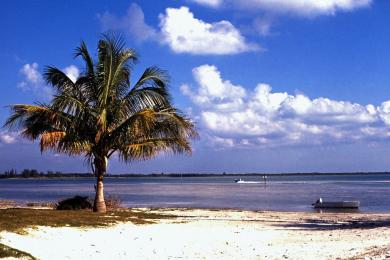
<box><xmin>1</xmin><ymin>208</ymin><xmax>389</xmax><ymax>259</ymax></box>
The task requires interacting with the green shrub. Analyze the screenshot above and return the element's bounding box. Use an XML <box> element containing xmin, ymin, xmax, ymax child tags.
<box><xmin>56</xmin><ymin>196</ymin><xmax>92</xmax><ymax>210</ymax></box>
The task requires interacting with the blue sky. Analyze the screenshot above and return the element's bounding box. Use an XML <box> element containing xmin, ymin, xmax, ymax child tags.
<box><xmin>1</xmin><ymin>0</ymin><xmax>390</xmax><ymax>173</ymax></box>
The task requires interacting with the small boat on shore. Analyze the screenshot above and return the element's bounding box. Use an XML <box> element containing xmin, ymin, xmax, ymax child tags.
<box><xmin>312</xmin><ymin>198</ymin><xmax>360</xmax><ymax>208</ymax></box>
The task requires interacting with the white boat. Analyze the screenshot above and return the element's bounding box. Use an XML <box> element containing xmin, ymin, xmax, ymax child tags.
<box><xmin>234</xmin><ymin>178</ymin><xmax>262</xmax><ymax>184</ymax></box>
<box><xmin>312</xmin><ymin>198</ymin><xmax>360</xmax><ymax>208</ymax></box>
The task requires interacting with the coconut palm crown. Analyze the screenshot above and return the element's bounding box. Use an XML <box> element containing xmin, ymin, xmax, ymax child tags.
<box><xmin>4</xmin><ymin>35</ymin><xmax>198</xmax><ymax>213</ymax></box>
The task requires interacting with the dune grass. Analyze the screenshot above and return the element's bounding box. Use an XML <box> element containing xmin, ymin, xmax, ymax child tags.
<box><xmin>0</xmin><ymin>208</ymin><xmax>176</xmax><ymax>234</ymax></box>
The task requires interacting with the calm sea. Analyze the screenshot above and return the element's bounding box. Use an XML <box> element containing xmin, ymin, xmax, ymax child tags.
<box><xmin>0</xmin><ymin>174</ymin><xmax>389</xmax><ymax>213</ymax></box>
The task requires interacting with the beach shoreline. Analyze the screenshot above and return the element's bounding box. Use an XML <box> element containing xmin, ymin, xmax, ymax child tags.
<box><xmin>1</xmin><ymin>207</ymin><xmax>389</xmax><ymax>259</ymax></box>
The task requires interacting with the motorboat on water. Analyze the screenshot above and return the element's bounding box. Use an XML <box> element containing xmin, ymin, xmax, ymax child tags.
<box><xmin>234</xmin><ymin>178</ymin><xmax>262</xmax><ymax>184</ymax></box>
<box><xmin>312</xmin><ymin>198</ymin><xmax>360</xmax><ymax>208</ymax></box>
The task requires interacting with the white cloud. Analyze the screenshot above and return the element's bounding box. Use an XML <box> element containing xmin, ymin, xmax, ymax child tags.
<box><xmin>181</xmin><ymin>65</ymin><xmax>246</xmax><ymax>109</ymax></box>
<box><xmin>209</xmin><ymin>135</ymin><xmax>235</xmax><ymax>148</ymax></box>
<box><xmin>188</xmin><ymin>0</ymin><xmax>222</xmax><ymax>8</ymax></box>
<box><xmin>182</xmin><ymin>64</ymin><xmax>390</xmax><ymax>148</ymax></box>
<box><xmin>17</xmin><ymin>63</ymin><xmax>53</xmax><ymax>99</ymax></box>
<box><xmin>99</xmin><ymin>5</ymin><xmax>259</xmax><ymax>55</ymax></box>
<box><xmin>236</xmin><ymin>0</ymin><xmax>372</xmax><ymax>16</ymax></box>
<box><xmin>253</xmin><ymin>16</ymin><xmax>274</xmax><ymax>36</ymax></box>
<box><xmin>0</xmin><ymin>131</ymin><xmax>18</xmax><ymax>144</ymax></box>
<box><xmin>17</xmin><ymin>63</ymin><xmax>80</xmax><ymax>100</ymax></box>
<box><xmin>63</xmin><ymin>65</ymin><xmax>79</xmax><ymax>83</ymax></box>
<box><xmin>20</xmin><ymin>63</ymin><xmax>41</xmax><ymax>83</ymax></box>
<box><xmin>189</xmin><ymin>0</ymin><xmax>372</xmax><ymax>16</ymax></box>
<box><xmin>159</xmin><ymin>7</ymin><xmax>259</xmax><ymax>54</ymax></box>
<box><xmin>188</xmin><ymin>0</ymin><xmax>372</xmax><ymax>36</ymax></box>
<box><xmin>98</xmin><ymin>3</ymin><xmax>157</xmax><ymax>42</ymax></box>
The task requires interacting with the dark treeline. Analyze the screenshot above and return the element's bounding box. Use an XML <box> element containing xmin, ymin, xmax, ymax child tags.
<box><xmin>1</xmin><ymin>169</ymin><xmax>390</xmax><ymax>179</ymax></box>
<box><xmin>0</xmin><ymin>169</ymin><xmax>92</xmax><ymax>178</ymax></box>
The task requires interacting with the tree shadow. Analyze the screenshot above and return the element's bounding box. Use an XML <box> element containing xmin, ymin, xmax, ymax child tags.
<box><xmin>272</xmin><ymin>217</ymin><xmax>390</xmax><ymax>231</ymax></box>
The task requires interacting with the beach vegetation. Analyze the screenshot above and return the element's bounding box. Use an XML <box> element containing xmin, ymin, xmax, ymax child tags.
<box><xmin>56</xmin><ymin>196</ymin><xmax>92</xmax><ymax>210</ymax></box>
<box><xmin>104</xmin><ymin>194</ymin><xmax>122</xmax><ymax>210</ymax></box>
<box><xmin>4</xmin><ymin>34</ymin><xmax>197</xmax><ymax>213</ymax></box>
<box><xmin>0</xmin><ymin>208</ymin><xmax>176</xmax><ymax>233</ymax></box>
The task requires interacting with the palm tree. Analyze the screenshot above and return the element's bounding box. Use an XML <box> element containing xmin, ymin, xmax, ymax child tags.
<box><xmin>4</xmin><ymin>35</ymin><xmax>198</xmax><ymax>213</ymax></box>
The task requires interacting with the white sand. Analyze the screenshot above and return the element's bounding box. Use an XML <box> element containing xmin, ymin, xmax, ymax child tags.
<box><xmin>1</xmin><ymin>209</ymin><xmax>390</xmax><ymax>259</ymax></box>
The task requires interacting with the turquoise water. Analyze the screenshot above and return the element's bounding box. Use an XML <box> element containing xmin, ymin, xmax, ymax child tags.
<box><xmin>0</xmin><ymin>174</ymin><xmax>389</xmax><ymax>212</ymax></box>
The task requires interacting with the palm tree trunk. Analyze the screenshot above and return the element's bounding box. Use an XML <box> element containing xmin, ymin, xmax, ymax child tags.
<box><xmin>93</xmin><ymin>156</ymin><xmax>107</xmax><ymax>213</ymax></box>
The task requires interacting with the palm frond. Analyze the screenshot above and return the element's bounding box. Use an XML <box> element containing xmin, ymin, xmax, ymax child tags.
<box><xmin>107</xmin><ymin>108</ymin><xmax>157</xmax><ymax>142</ymax></box>
<box><xmin>40</xmin><ymin>131</ymin><xmax>66</xmax><ymax>152</ymax></box>
<box><xmin>43</xmin><ymin>66</ymin><xmax>75</xmax><ymax>93</ymax></box>
<box><xmin>74</xmin><ymin>41</ymin><xmax>94</xmax><ymax>77</ymax></box>
<box><xmin>107</xmin><ymin>107</ymin><xmax>197</xmax><ymax>159</ymax></box>
<box><xmin>120</xmin><ymin>66</ymin><xmax>171</xmax><ymax>115</ymax></box>
<box><xmin>153</xmin><ymin>108</ymin><xmax>199</xmax><ymax>139</ymax></box>
<box><xmin>132</xmin><ymin>66</ymin><xmax>169</xmax><ymax>92</ymax></box>
<box><xmin>109</xmin><ymin>48</ymin><xmax>136</xmax><ymax>97</ymax></box>
<box><xmin>97</xmin><ymin>34</ymin><xmax>138</xmax><ymax>108</ymax></box>
<box><xmin>4</xmin><ymin>104</ymin><xmax>70</xmax><ymax>130</ymax></box>
<box><xmin>75</xmin><ymin>76</ymin><xmax>98</xmax><ymax>105</ymax></box>
<box><xmin>118</xmin><ymin>137</ymin><xmax>192</xmax><ymax>161</ymax></box>
<box><xmin>122</xmin><ymin>88</ymin><xmax>170</xmax><ymax>115</ymax></box>
<box><xmin>56</xmin><ymin>138</ymin><xmax>92</xmax><ymax>155</ymax></box>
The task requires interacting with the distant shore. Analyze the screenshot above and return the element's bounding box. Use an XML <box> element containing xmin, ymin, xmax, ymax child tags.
<box><xmin>1</xmin><ymin>171</ymin><xmax>390</xmax><ymax>179</ymax></box>
<box><xmin>0</xmin><ymin>207</ymin><xmax>389</xmax><ymax>259</ymax></box>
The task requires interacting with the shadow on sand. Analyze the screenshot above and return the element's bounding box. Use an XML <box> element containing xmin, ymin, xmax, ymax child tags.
<box><xmin>272</xmin><ymin>217</ymin><xmax>390</xmax><ymax>231</ymax></box>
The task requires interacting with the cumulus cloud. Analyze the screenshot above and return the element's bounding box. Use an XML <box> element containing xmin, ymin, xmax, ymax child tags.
<box><xmin>159</xmin><ymin>7</ymin><xmax>259</xmax><ymax>54</ymax></box>
<box><xmin>63</xmin><ymin>65</ymin><xmax>79</xmax><ymax>83</ymax></box>
<box><xmin>99</xmin><ymin>5</ymin><xmax>259</xmax><ymax>55</ymax></box>
<box><xmin>0</xmin><ymin>131</ymin><xmax>18</xmax><ymax>145</ymax></box>
<box><xmin>182</xmin><ymin>65</ymin><xmax>390</xmax><ymax>148</ymax></box>
<box><xmin>181</xmin><ymin>65</ymin><xmax>246</xmax><ymax>109</ymax></box>
<box><xmin>17</xmin><ymin>63</ymin><xmax>53</xmax><ymax>99</ymax></box>
<box><xmin>208</xmin><ymin>135</ymin><xmax>235</xmax><ymax>148</ymax></box>
<box><xmin>20</xmin><ymin>63</ymin><xmax>41</xmax><ymax>83</ymax></box>
<box><xmin>17</xmin><ymin>63</ymin><xmax>80</xmax><ymax>100</ymax></box>
<box><xmin>189</xmin><ymin>0</ymin><xmax>372</xmax><ymax>16</ymax></box>
<box><xmin>98</xmin><ymin>3</ymin><xmax>157</xmax><ymax>42</ymax></box>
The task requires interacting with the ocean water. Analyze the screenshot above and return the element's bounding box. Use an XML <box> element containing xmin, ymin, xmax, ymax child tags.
<box><xmin>0</xmin><ymin>174</ymin><xmax>389</xmax><ymax>213</ymax></box>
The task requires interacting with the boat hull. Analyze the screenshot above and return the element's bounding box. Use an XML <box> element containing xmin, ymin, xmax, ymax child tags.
<box><xmin>236</xmin><ymin>181</ymin><xmax>261</xmax><ymax>184</ymax></box>
<box><xmin>313</xmin><ymin>201</ymin><xmax>360</xmax><ymax>208</ymax></box>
